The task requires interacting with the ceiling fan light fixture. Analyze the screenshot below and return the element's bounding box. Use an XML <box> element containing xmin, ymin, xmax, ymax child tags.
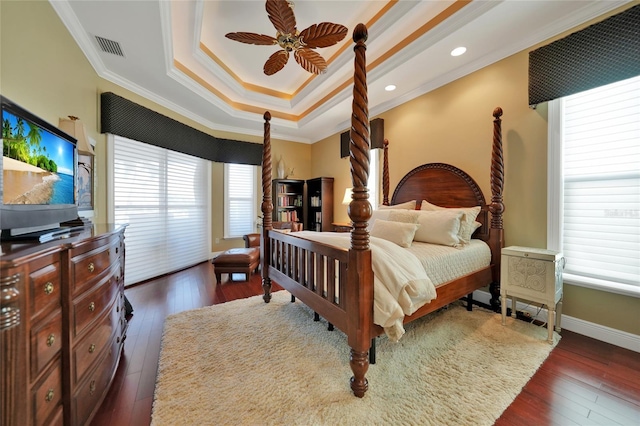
<box><xmin>225</xmin><ymin>0</ymin><xmax>347</xmax><ymax>76</ymax></box>
<box><xmin>277</xmin><ymin>31</ymin><xmax>301</xmax><ymax>51</ymax></box>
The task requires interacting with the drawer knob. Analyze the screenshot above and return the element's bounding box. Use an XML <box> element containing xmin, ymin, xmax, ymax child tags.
<box><xmin>89</xmin><ymin>302</ymin><xmax>96</xmax><ymax>312</ymax></box>
<box><xmin>89</xmin><ymin>343</ymin><xmax>96</xmax><ymax>353</ymax></box>
<box><xmin>45</xmin><ymin>389</ymin><xmax>54</xmax><ymax>402</ymax></box>
<box><xmin>44</xmin><ymin>282</ymin><xmax>54</xmax><ymax>295</ymax></box>
<box><xmin>89</xmin><ymin>380</ymin><xmax>96</xmax><ymax>396</ymax></box>
<box><xmin>88</xmin><ymin>262</ymin><xmax>95</xmax><ymax>273</ymax></box>
<box><xmin>46</xmin><ymin>334</ymin><xmax>55</xmax><ymax>347</ymax></box>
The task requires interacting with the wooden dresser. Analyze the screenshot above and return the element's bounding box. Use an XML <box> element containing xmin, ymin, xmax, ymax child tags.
<box><xmin>1</xmin><ymin>224</ymin><xmax>127</xmax><ymax>425</ymax></box>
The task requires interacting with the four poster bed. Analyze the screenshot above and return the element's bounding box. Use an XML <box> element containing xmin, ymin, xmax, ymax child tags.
<box><xmin>257</xmin><ymin>24</ymin><xmax>505</xmax><ymax>397</ymax></box>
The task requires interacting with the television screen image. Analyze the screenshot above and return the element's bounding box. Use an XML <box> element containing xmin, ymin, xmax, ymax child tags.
<box><xmin>1</xmin><ymin>95</ymin><xmax>79</xmax><ymax>236</ymax></box>
<box><xmin>2</xmin><ymin>109</ymin><xmax>75</xmax><ymax>205</ymax></box>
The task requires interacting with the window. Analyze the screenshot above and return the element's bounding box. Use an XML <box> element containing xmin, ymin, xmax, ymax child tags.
<box><xmin>369</xmin><ymin>148</ymin><xmax>379</xmax><ymax>208</ymax></box>
<box><xmin>224</xmin><ymin>163</ymin><xmax>257</xmax><ymax>238</ymax></box>
<box><xmin>548</xmin><ymin>75</ymin><xmax>640</xmax><ymax>297</ymax></box>
<box><xmin>110</xmin><ymin>135</ymin><xmax>210</xmax><ymax>285</ymax></box>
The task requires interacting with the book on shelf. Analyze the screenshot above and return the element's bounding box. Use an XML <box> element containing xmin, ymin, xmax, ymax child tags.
<box><xmin>279</xmin><ymin>210</ymin><xmax>299</xmax><ymax>222</ymax></box>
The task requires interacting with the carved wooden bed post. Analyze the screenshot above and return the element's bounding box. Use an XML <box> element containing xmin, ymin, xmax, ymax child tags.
<box><xmin>382</xmin><ymin>139</ymin><xmax>390</xmax><ymax>206</ymax></box>
<box><xmin>488</xmin><ymin>107</ymin><xmax>505</xmax><ymax>311</ymax></box>
<box><xmin>346</xmin><ymin>23</ymin><xmax>373</xmax><ymax>398</ymax></box>
<box><xmin>261</xmin><ymin>111</ymin><xmax>274</xmax><ymax>303</ymax></box>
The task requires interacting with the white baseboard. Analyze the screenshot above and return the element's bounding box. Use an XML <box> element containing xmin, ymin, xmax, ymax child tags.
<box><xmin>473</xmin><ymin>290</ymin><xmax>640</xmax><ymax>353</ymax></box>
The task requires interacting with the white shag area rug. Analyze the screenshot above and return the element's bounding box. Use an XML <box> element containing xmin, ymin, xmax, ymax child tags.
<box><xmin>152</xmin><ymin>291</ymin><xmax>559</xmax><ymax>426</ymax></box>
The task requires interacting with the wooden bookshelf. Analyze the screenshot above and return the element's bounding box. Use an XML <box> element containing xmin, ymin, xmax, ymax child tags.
<box><xmin>272</xmin><ymin>179</ymin><xmax>304</xmax><ymax>224</ymax></box>
<box><xmin>306</xmin><ymin>177</ymin><xmax>334</xmax><ymax>231</ymax></box>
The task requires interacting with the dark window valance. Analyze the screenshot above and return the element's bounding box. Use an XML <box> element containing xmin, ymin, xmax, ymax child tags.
<box><xmin>100</xmin><ymin>92</ymin><xmax>263</xmax><ymax>165</ymax></box>
<box><xmin>528</xmin><ymin>4</ymin><xmax>640</xmax><ymax>106</ymax></box>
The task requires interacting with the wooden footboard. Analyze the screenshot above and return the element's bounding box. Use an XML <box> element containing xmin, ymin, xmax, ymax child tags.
<box><xmin>265</xmin><ymin>230</ymin><xmax>350</xmax><ymax>333</ymax></box>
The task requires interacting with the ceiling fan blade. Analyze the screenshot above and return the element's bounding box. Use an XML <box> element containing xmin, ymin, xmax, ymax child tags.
<box><xmin>266</xmin><ymin>0</ymin><xmax>297</xmax><ymax>35</ymax></box>
<box><xmin>264</xmin><ymin>50</ymin><xmax>289</xmax><ymax>75</ymax></box>
<box><xmin>299</xmin><ymin>23</ymin><xmax>348</xmax><ymax>49</ymax></box>
<box><xmin>225</xmin><ymin>32</ymin><xmax>277</xmax><ymax>46</ymax></box>
<box><xmin>294</xmin><ymin>48</ymin><xmax>327</xmax><ymax>75</ymax></box>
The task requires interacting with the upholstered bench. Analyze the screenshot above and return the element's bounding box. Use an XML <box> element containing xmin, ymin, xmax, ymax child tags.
<box><xmin>211</xmin><ymin>247</ymin><xmax>260</xmax><ymax>283</ymax></box>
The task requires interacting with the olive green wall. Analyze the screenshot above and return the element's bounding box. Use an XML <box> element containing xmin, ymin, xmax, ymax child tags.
<box><xmin>2</xmin><ymin>1</ymin><xmax>638</xmax><ymax>335</ymax></box>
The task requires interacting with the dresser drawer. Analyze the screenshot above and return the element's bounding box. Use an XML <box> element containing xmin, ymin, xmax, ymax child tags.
<box><xmin>44</xmin><ymin>405</ymin><xmax>64</xmax><ymax>426</ymax></box>
<box><xmin>72</xmin><ymin>336</ymin><xmax>121</xmax><ymax>426</ymax></box>
<box><xmin>70</xmin><ymin>234</ymin><xmax>122</xmax><ymax>295</ymax></box>
<box><xmin>30</xmin><ymin>309</ymin><xmax>63</xmax><ymax>378</ymax></box>
<box><xmin>29</xmin><ymin>260</ymin><xmax>62</xmax><ymax>320</ymax></box>
<box><xmin>32</xmin><ymin>361</ymin><xmax>62</xmax><ymax>426</ymax></box>
<box><xmin>72</xmin><ymin>299</ymin><xmax>120</xmax><ymax>385</ymax></box>
<box><xmin>71</xmin><ymin>265</ymin><xmax>120</xmax><ymax>339</ymax></box>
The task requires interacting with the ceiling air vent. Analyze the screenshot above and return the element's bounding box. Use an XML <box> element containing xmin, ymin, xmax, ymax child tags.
<box><xmin>95</xmin><ymin>35</ymin><xmax>125</xmax><ymax>57</ymax></box>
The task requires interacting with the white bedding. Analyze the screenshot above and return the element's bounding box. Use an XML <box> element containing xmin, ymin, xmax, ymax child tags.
<box><xmin>405</xmin><ymin>239</ymin><xmax>491</xmax><ymax>286</ymax></box>
<box><xmin>290</xmin><ymin>231</ymin><xmax>436</xmax><ymax>342</ymax></box>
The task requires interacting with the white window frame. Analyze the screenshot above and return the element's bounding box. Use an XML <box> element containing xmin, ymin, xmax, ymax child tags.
<box><xmin>547</xmin><ymin>78</ymin><xmax>640</xmax><ymax>298</ymax></box>
<box><xmin>369</xmin><ymin>148</ymin><xmax>379</xmax><ymax>208</ymax></box>
<box><xmin>224</xmin><ymin>163</ymin><xmax>258</xmax><ymax>238</ymax></box>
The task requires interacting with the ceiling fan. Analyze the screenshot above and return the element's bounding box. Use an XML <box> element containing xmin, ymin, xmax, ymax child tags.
<box><xmin>225</xmin><ymin>0</ymin><xmax>348</xmax><ymax>76</ymax></box>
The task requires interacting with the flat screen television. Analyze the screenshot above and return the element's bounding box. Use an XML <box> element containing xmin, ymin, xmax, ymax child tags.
<box><xmin>1</xmin><ymin>95</ymin><xmax>79</xmax><ymax>237</ymax></box>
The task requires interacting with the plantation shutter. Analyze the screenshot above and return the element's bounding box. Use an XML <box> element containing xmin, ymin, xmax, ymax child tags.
<box><xmin>113</xmin><ymin>136</ymin><xmax>210</xmax><ymax>285</ymax></box>
<box><xmin>224</xmin><ymin>163</ymin><xmax>256</xmax><ymax>238</ymax></box>
<box><xmin>562</xmin><ymin>76</ymin><xmax>640</xmax><ymax>291</ymax></box>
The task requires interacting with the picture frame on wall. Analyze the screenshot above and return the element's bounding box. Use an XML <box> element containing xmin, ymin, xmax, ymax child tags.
<box><xmin>77</xmin><ymin>153</ymin><xmax>93</xmax><ymax>211</ymax></box>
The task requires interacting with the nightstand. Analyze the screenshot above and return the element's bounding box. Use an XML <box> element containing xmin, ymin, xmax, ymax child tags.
<box><xmin>332</xmin><ymin>222</ymin><xmax>352</xmax><ymax>233</ymax></box>
<box><xmin>500</xmin><ymin>246</ymin><xmax>565</xmax><ymax>344</ymax></box>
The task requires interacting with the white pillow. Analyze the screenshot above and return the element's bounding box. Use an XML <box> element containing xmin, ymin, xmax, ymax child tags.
<box><xmin>366</xmin><ymin>209</ymin><xmax>392</xmax><ymax>231</ymax></box>
<box><xmin>420</xmin><ymin>200</ymin><xmax>481</xmax><ymax>244</ymax></box>
<box><xmin>387</xmin><ymin>209</ymin><xmax>419</xmax><ymax>224</ymax></box>
<box><xmin>413</xmin><ymin>210</ymin><xmax>463</xmax><ymax>247</ymax></box>
<box><xmin>378</xmin><ymin>200</ymin><xmax>416</xmax><ymax>210</ymax></box>
<box><xmin>370</xmin><ymin>219</ymin><xmax>419</xmax><ymax>248</ymax></box>
<box><xmin>272</xmin><ymin>228</ymin><xmax>291</xmax><ymax>234</ymax></box>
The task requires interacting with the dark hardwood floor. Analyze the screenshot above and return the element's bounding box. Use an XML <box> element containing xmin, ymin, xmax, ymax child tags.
<box><xmin>92</xmin><ymin>261</ymin><xmax>639</xmax><ymax>425</ymax></box>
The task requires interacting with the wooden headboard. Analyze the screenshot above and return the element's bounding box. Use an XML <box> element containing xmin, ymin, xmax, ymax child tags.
<box><xmin>379</xmin><ymin>107</ymin><xmax>504</xmax><ymax>253</ymax></box>
<box><xmin>390</xmin><ymin>163</ymin><xmax>490</xmax><ymax>241</ymax></box>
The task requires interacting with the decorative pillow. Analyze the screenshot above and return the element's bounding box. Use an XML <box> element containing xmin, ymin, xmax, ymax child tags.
<box><xmin>377</xmin><ymin>200</ymin><xmax>417</xmax><ymax>210</ymax></box>
<box><xmin>420</xmin><ymin>200</ymin><xmax>481</xmax><ymax>244</ymax></box>
<box><xmin>387</xmin><ymin>209</ymin><xmax>419</xmax><ymax>224</ymax></box>
<box><xmin>413</xmin><ymin>210</ymin><xmax>463</xmax><ymax>247</ymax></box>
<box><xmin>366</xmin><ymin>209</ymin><xmax>392</xmax><ymax>231</ymax></box>
<box><xmin>370</xmin><ymin>219</ymin><xmax>419</xmax><ymax>248</ymax></box>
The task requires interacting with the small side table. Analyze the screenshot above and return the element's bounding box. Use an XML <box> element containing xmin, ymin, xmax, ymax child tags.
<box><xmin>332</xmin><ymin>222</ymin><xmax>352</xmax><ymax>233</ymax></box>
<box><xmin>500</xmin><ymin>246</ymin><xmax>565</xmax><ymax>344</ymax></box>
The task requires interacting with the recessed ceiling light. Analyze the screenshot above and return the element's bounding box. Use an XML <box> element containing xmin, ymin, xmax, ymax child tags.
<box><xmin>385</xmin><ymin>85</ymin><xmax>396</xmax><ymax>91</ymax></box>
<box><xmin>451</xmin><ymin>47</ymin><xmax>467</xmax><ymax>57</ymax></box>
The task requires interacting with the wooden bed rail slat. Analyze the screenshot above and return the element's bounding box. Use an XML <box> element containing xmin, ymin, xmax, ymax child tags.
<box><xmin>315</xmin><ymin>254</ymin><xmax>325</xmax><ymax>297</ymax></box>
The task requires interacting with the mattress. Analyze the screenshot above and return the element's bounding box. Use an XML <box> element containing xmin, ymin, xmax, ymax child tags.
<box><xmin>405</xmin><ymin>239</ymin><xmax>492</xmax><ymax>286</ymax></box>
